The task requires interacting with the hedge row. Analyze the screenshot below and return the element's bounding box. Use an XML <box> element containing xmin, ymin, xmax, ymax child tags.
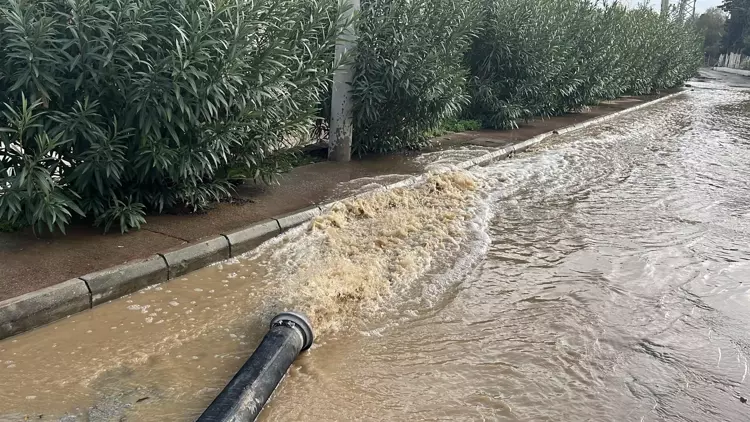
<box><xmin>0</xmin><ymin>0</ymin><xmax>701</xmax><ymax>233</ymax></box>
<box><xmin>0</xmin><ymin>0</ymin><xmax>344</xmax><ymax>233</ymax></box>
<box><xmin>467</xmin><ymin>0</ymin><xmax>702</xmax><ymax>128</ymax></box>
<box><xmin>350</xmin><ymin>0</ymin><xmax>479</xmax><ymax>154</ymax></box>
<box><xmin>354</xmin><ymin>0</ymin><xmax>701</xmax><ymax>149</ymax></box>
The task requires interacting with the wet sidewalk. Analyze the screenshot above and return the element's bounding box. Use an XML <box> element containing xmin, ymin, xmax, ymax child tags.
<box><xmin>0</xmin><ymin>92</ymin><xmax>676</xmax><ymax>301</ymax></box>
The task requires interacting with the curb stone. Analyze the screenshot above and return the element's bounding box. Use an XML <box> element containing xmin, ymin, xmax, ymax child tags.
<box><xmin>450</xmin><ymin>90</ymin><xmax>687</xmax><ymax>171</ymax></box>
<box><xmin>160</xmin><ymin>236</ymin><xmax>231</xmax><ymax>279</ymax></box>
<box><xmin>318</xmin><ymin>175</ymin><xmax>427</xmax><ymax>213</ymax></box>
<box><xmin>81</xmin><ymin>255</ymin><xmax>168</xmax><ymax>306</ymax></box>
<box><xmin>454</xmin><ymin>147</ymin><xmax>514</xmax><ymax>170</ymax></box>
<box><xmin>713</xmin><ymin>67</ymin><xmax>750</xmax><ymax>77</ymax></box>
<box><xmin>0</xmin><ymin>90</ymin><xmax>686</xmax><ymax>341</ymax></box>
<box><xmin>224</xmin><ymin>219</ymin><xmax>282</xmax><ymax>257</ymax></box>
<box><xmin>0</xmin><ymin>278</ymin><xmax>90</xmax><ymax>339</ymax></box>
<box><xmin>275</xmin><ymin>206</ymin><xmax>322</xmax><ymax>231</ymax></box>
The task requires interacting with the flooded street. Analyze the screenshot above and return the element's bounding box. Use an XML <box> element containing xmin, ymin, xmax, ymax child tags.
<box><xmin>2</xmin><ymin>76</ymin><xmax>750</xmax><ymax>421</ymax></box>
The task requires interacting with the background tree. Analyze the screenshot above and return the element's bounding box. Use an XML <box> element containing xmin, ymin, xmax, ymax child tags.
<box><xmin>696</xmin><ymin>7</ymin><xmax>728</xmax><ymax>61</ymax></box>
<box><xmin>720</xmin><ymin>0</ymin><xmax>750</xmax><ymax>53</ymax></box>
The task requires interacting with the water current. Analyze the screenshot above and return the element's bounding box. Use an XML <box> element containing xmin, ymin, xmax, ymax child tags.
<box><xmin>1</xmin><ymin>83</ymin><xmax>749</xmax><ymax>421</ymax></box>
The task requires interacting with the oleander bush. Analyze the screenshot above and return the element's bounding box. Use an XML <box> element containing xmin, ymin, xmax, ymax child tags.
<box><xmin>467</xmin><ymin>0</ymin><xmax>702</xmax><ymax>129</ymax></box>
<box><xmin>0</xmin><ymin>0</ymin><xmax>702</xmax><ymax>234</ymax></box>
<box><xmin>350</xmin><ymin>0</ymin><xmax>481</xmax><ymax>154</ymax></box>
<box><xmin>0</xmin><ymin>0</ymin><xmax>344</xmax><ymax>233</ymax></box>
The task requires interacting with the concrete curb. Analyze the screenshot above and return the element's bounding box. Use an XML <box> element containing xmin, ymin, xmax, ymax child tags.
<box><xmin>713</xmin><ymin>67</ymin><xmax>750</xmax><ymax>77</ymax></box>
<box><xmin>449</xmin><ymin>90</ymin><xmax>687</xmax><ymax>171</ymax></box>
<box><xmin>223</xmin><ymin>219</ymin><xmax>281</xmax><ymax>257</ymax></box>
<box><xmin>0</xmin><ymin>90</ymin><xmax>686</xmax><ymax>341</ymax></box>
<box><xmin>81</xmin><ymin>255</ymin><xmax>169</xmax><ymax>306</ymax></box>
<box><xmin>160</xmin><ymin>236</ymin><xmax>231</xmax><ymax>279</ymax></box>
<box><xmin>275</xmin><ymin>206</ymin><xmax>322</xmax><ymax>231</ymax></box>
<box><xmin>0</xmin><ymin>278</ymin><xmax>90</xmax><ymax>339</ymax></box>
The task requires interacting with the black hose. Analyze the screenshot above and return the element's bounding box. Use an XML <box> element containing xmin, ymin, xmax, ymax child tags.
<box><xmin>197</xmin><ymin>312</ymin><xmax>314</xmax><ymax>422</ymax></box>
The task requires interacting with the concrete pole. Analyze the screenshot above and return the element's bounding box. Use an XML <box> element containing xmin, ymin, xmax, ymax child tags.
<box><xmin>661</xmin><ymin>0</ymin><xmax>670</xmax><ymax>17</ymax></box>
<box><xmin>328</xmin><ymin>0</ymin><xmax>360</xmax><ymax>162</ymax></box>
<box><xmin>678</xmin><ymin>0</ymin><xmax>687</xmax><ymax>21</ymax></box>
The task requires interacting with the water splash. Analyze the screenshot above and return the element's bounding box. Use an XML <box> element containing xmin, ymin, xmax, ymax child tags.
<box><xmin>255</xmin><ymin>172</ymin><xmax>484</xmax><ymax>333</ymax></box>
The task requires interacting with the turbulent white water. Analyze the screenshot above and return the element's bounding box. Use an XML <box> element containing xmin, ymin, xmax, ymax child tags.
<box><xmin>247</xmin><ymin>171</ymin><xmax>492</xmax><ymax>333</ymax></box>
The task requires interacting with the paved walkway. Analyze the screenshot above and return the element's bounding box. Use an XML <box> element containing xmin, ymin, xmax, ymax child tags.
<box><xmin>0</xmin><ymin>92</ymin><xmax>676</xmax><ymax>301</ymax></box>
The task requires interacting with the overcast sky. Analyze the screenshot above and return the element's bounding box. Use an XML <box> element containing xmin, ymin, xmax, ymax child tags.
<box><xmin>634</xmin><ymin>0</ymin><xmax>723</xmax><ymax>14</ymax></box>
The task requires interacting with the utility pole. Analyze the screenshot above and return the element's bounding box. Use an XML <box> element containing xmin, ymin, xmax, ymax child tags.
<box><xmin>661</xmin><ymin>0</ymin><xmax>670</xmax><ymax>17</ymax></box>
<box><xmin>692</xmin><ymin>0</ymin><xmax>697</xmax><ymax>18</ymax></box>
<box><xmin>328</xmin><ymin>0</ymin><xmax>360</xmax><ymax>162</ymax></box>
<box><xmin>678</xmin><ymin>0</ymin><xmax>687</xmax><ymax>21</ymax></box>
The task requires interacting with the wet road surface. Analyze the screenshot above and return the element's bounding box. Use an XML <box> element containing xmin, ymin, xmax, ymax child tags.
<box><xmin>1</xmin><ymin>74</ymin><xmax>749</xmax><ymax>421</ymax></box>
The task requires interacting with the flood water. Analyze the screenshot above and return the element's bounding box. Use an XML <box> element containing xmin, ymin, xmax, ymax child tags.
<box><xmin>2</xmin><ymin>81</ymin><xmax>750</xmax><ymax>421</ymax></box>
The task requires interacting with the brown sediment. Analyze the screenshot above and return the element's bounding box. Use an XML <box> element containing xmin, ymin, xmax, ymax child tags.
<box><xmin>263</xmin><ymin>172</ymin><xmax>480</xmax><ymax>333</ymax></box>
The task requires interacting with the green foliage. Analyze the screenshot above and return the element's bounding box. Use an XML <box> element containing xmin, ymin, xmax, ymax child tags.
<box><xmin>0</xmin><ymin>220</ymin><xmax>22</xmax><ymax>232</ymax></box>
<box><xmin>94</xmin><ymin>197</ymin><xmax>146</xmax><ymax>234</ymax></box>
<box><xmin>227</xmin><ymin>147</ymin><xmax>324</xmax><ymax>183</ymax></box>
<box><xmin>696</xmin><ymin>8</ymin><xmax>727</xmax><ymax>62</ymax></box>
<box><xmin>720</xmin><ymin>0</ymin><xmax>750</xmax><ymax>54</ymax></box>
<box><xmin>0</xmin><ymin>0</ymin><xmax>344</xmax><ymax>233</ymax></box>
<box><xmin>467</xmin><ymin>0</ymin><xmax>702</xmax><ymax>129</ymax></box>
<box><xmin>440</xmin><ymin>119</ymin><xmax>481</xmax><ymax>133</ymax></box>
<box><xmin>424</xmin><ymin>119</ymin><xmax>481</xmax><ymax>138</ymax></box>
<box><xmin>0</xmin><ymin>96</ymin><xmax>83</xmax><ymax>234</ymax></box>
<box><xmin>0</xmin><ymin>0</ymin><xmax>704</xmax><ymax>234</ymax></box>
<box><xmin>350</xmin><ymin>0</ymin><xmax>480</xmax><ymax>154</ymax></box>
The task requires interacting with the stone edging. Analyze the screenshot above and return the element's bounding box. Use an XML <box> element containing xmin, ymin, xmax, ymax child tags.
<box><xmin>0</xmin><ymin>90</ymin><xmax>687</xmax><ymax>341</ymax></box>
<box><xmin>713</xmin><ymin>67</ymin><xmax>750</xmax><ymax>77</ymax></box>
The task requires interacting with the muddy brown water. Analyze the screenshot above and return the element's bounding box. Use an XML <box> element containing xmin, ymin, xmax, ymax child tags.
<box><xmin>2</xmin><ymin>85</ymin><xmax>750</xmax><ymax>421</ymax></box>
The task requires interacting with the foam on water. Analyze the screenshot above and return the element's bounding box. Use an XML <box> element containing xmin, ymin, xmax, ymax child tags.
<box><xmin>246</xmin><ymin>172</ymin><xmax>490</xmax><ymax>333</ymax></box>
